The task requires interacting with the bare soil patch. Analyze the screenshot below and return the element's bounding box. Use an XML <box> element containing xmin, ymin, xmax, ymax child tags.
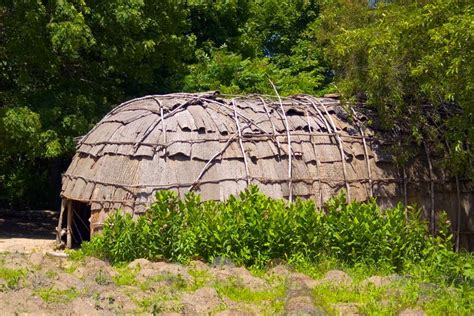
<box><xmin>0</xmin><ymin>209</ymin><xmax>57</xmax><ymax>253</ymax></box>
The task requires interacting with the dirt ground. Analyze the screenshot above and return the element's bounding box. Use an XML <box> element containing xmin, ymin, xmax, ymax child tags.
<box><xmin>0</xmin><ymin>251</ymin><xmax>318</xmax><ymax>315</ymax></box>
<box><xmin>0</xmin><ymin>209</ymin><xmax>57</xmax><ymax>253</ymax></box>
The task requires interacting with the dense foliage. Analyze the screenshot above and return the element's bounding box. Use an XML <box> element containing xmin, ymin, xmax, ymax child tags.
<box><xmin>80</xmin><ymin>187</ymin><xmax>474</xmax><ymax>284</ymax></box>
<box><xmin>1</xmin><ymin>0</ymin><xmax>472</xmax><ymax>208</ymax></box>
<box><xmin>0</xmin><ymin>0</ymin><xmax>194</xmax><ymax>207</ymax></box>
<box><xmin>318</xmin><ymin>0</ymin><xmax>473</xmax><ymax>174</ymax></box>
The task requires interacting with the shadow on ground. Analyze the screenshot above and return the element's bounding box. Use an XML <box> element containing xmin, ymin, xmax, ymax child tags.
<box><xmin>0</xmin><ymin>209</ymin><xmax>57</xmax><ymax>239</ymax></box>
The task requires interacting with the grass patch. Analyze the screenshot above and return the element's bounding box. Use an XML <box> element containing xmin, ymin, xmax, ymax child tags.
<box><xmin>112</xmin><ymin>266</ymin><xmax>138</xmax><ymax>286</ymax></box>
<box><xmin>187</xmin><ymin>269</ymin><xmax>211</xmax><ymax>291</ymax></box>
<box><xmin>215</xmin><ymin>280</ymin><xmax>286</xmax><ymax>314</ymax></box>
<box><xmin>0</xmin><ymin>267</ymin><xmax>27</xmax><ymax>290</ymax></box>
<box><xmin>214</xmin><ymin>277</ymin><xmax>286</xmax><ymax>314</ymax></box>
<box><xmin>312</xmin><ymin>282</ymin><xmax>389</xmax><ymax>314</ymax></box>
<box><xmin>62</xmin><ymin>260</ymin><xmax>82</xmax><ymax>274</ymax></box>
<box><xmin>311</xmin><ymin>275</ymin><xmax>474</xmax><ymax>315</ymax></box>
<box><xmin>419</xmin><ymin>284</ymin><xmax>474</xmax><ymax>315</ymax></box>
<box><xmin>215</xmin><ymin>280</ymin><xmax>284</xmax><ymax>303</ymax></box>
<box><xmin>35</xmin><ymin>287</ymin><xmax>79</xmax><ymax>303</ymax></box>
<box><xmin>135</xmin><ymin>293</ymin><xmax>183</xmax><ymax>314</ymax></box>
<box><xmin>95</xmin><ymin>269</ymin><xmax>111</xmax><ymax>285</ymax></box>
<box><xmin>139</xmin><ymin>273</ymin><xmax>187</xmax><ymax>292</ymax></box>
<box><xmin>45</xmin><ymin>270</ymin><xmax>58</xmax><ymax>279</ymax></box>
<box><xmin>65</xmin><ymin>248</ymin><xmax>88</xmax><ymax>262</ymax></box>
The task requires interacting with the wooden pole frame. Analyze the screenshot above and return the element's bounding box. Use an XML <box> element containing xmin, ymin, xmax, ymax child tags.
<box><xmin>270</xmin><ymin>80</ymin><xmax>293</xmax><ymax>202</ymax></box>
<box><xmin>56</xmin><ymin>198</ymin><xmax>66</xmax><ymax>245</ymax></box>
<box><xmin>66</xmin><ymin>200</ymin><xmax>73</xmax><ymax>249</ymax></box>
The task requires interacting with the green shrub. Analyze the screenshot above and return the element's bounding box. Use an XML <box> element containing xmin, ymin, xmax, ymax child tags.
<box><xmin>80</xmin><ymin>186</ymin><xmax>471</xmax><ymax>283</ymax></box>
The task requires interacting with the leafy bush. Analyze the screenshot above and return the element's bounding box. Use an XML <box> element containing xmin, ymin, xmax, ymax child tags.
<box><xmin>183</xmin><ymin>47</ymin><xmax>326</xmax><ymax>96</ymax></box>
<box><xmin>81</xmin><ymin>186</ymin><xmax>471</xmax><ymax>282</ymax></box>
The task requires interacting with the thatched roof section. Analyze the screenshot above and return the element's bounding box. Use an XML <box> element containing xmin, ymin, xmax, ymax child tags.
<box><xmin>62</xmin><ymin>91</ymin><xmax>391</xmax><ymax>210</ymax></box>
<box><xmin>61</xmin><ymin>92</ymin><xmax>473</xmax><ymax>240</ymax></box>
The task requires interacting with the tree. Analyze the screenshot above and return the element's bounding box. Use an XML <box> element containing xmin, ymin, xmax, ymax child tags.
<box><xmin>0</xmin><ymin>0</ymin><xmax>194</xmax><ymax>208</ymax></box>
<box><xmin>184</xmin><ymin>0</ymin><xmax>328</xmax><ymax>96</ymax></box>
<box><xmin>317</xmin><ymin>0</ymin><xmax>473</xmax><ymax>175</ymax></box>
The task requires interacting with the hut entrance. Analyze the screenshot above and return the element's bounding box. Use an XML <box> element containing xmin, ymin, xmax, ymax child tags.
<box><xmin>71</xmin><ymin>201</ymin><xmax>91</xmax><ymax>246</ymax></box>
<box><xmin>58</xmin><ymin>200</ymin><xmax>91</xmax><ymax>248</ymax></box>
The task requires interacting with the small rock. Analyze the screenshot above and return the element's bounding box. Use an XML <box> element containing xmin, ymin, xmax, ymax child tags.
<box><xmin>419</xmin><ymin>282</ymin><xmax>439</xmax><ymax>292</ymax></box>
<box><xmin>182</xmin><ymin>287</ymin><xmax>221</xmax><ymax>314</ymax></box>
<box><xmin>398</xmin><ymin>308</ymin><xmax>427</xmax><ymax>316</ymax></box>
<box><xmin>323</xmin><ymin>270</ymin><xmax>352</xmax><ymax>286</ymax></box>
<box><xmin>128</xmin><ymin>258</ymin><xmax>153</xmax><ymax>270</ymax></box>
<box><xmin>379</xmin><ymin>299</ymin><xmax>391</xmax><ymax>307</ymax></box>
<box><xmin>222</xmin><ymin>297</ymin><xmax>240</xmax><ymax>310</ymax></box>
<box><xmin>387</xmin><ymin>274</ymin><xmax>403</xmax><ymax>282</ymax></box>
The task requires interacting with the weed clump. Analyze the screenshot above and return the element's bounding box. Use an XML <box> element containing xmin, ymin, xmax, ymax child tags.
<box><xmin>0</xmin><ymin>267</ymin><xmax>27</xmax><ymax>290</ymax></box>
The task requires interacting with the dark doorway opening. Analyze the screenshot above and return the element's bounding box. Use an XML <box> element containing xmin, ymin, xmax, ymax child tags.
<box><xmin>71</xmin><ymin>201</ymin><xmax>91</xmax><ymax>247</ymax></box>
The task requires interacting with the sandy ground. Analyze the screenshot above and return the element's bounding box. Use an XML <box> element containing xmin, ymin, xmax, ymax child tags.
<box><xmin>0</xmin><ymin>238</ymin><xmax>56</xmax><ymax>253</ymax></box>
<box><xmin>0</xmin><ymin>209</ymin><xmax>57</xmax><ymax>253</ymax></box>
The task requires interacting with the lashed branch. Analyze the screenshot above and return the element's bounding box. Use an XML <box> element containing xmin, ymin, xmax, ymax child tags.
<box><xmin>232</xmin><ymin>99</ymin><xmax>251</xmax><ymax>186</ymax></box>
<box><xmin>313</xmin><ymin>97</ymin><xmax>351</xmax><ymax>201</ymax></box>
<box><xmin>269</xmin><ymin>80</ymin><xmax>293</xmax><ymax>202</ymax></box>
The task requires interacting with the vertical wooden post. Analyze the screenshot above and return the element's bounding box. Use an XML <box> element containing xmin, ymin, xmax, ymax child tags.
<box><xmin>56</xmin><ymin>199</ymin><xmax>66</xmax><ymax>244</ymax></box>
<box><xmin>66</xmin><ymin>200</ymin><xmax>73</xmax><ymax>249</ymax></box>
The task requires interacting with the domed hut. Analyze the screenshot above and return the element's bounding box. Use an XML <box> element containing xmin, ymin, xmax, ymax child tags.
<box><xmin>57</xmin><ymin>92</ymin><xmax>473</xmax><ymax>248</ymax></box>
